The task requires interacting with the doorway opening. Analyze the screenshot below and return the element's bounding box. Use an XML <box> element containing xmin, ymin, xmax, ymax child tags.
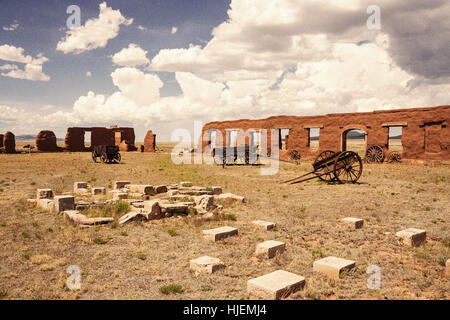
<box><xmin>388</xmin><ymin>126</ymin><xmax>403</xmax><ymax>152</ymax></box>
<box><xmin>342</xmin><ymin>129</ymin><xmax>366</xmax><ymax>156</ymax></box>
<box><xmin>308</xmin><ymin>128</ymin><xmax>320</xmax><ymax>151</ymax></box>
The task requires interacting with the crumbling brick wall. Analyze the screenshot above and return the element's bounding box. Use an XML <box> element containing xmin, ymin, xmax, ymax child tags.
<box><xmin>1</xmin><ymin>131</ymin><xmax>16</xmax><ymax>153</ymax></box>
<box><xmin>200</xmin><ymin>105</ymin><xmax>450</xmax><ymax>161</ymax></box>
<box><xmin>63</xmin><ymin>126</ymin><xmax>136</xmax><ymax>152</ymax></box>
<box><xmin>143</xmin><ymin>130</ymin><xmax>156</xmax><ymax>152</ymax></box>
<box><xmin>36</xmin><ymin>130</ymin><xmax>59</xmax><ymax>152</ymax></box>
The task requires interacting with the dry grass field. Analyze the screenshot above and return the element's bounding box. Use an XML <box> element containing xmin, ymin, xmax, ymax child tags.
<box><xmin>0</xmin><ymin>140</ymin><xmax>448</xmax><ymax>300</ymax></box>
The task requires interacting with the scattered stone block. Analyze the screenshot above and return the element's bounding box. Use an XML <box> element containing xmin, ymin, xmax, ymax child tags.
<box><xmin>113</xmin><ymin>193</ymin><xmax>128</xmax><ymax>201</ymax></box>
<box><xmin>342</xmin><ymin>217</ymin><xmax>364</xmax><ymax>229</ymax></box>
<box><xmin>75</xmin><ymin>201</ymin><xmax>91</xmax><ymax>211</ymax></box>
<box><xmin>193</xmin><ymin>195</ymin><xmax>215</xmax><ymax>214</ymax></box>
<box><xmin>27</xmin><ymin>199</ymin><xmax>37</xmax><ymax>203</ymax></box>
<box><xmin>127</xmin><ymin>184</ymin><xmax>155</xmax><ymax>195</ymax></box>
<box><xmin>155</xmin><ymin>185</ymin><xmax>168</xmax><ymax>193</ymax></box>
<box><xmin>92</xmin><ymin>187</ymin><xmax>106</xmax><ymax>195</ymax></box>
<box><xmin>247</xmin><ymin>270</ymin><xmax>305</xmax><ymax>300</ymax></box>
<box><xmin>313</xmin><ymin>256</ymin><xmax>356</xmax><ymax>279</ymax></box>
<box><xmin>143</xmin><ymin>200</ymin><xmax>162</xmax><ymax>219</ymax></box>
<box><xmin>168</xmin><ymin>190</ymin><xmax>180</xmax><ymax>196</ymax></box>
<box><xmin>256</xmin><ymin>240</ymin><xmax>285</xmax><ymax>259</ymax></box>
<box><xmin>74</xmin><ymin>182</ymin><xmax>88</xmax><ymax>193</ymax></box>
<box><xmin>214</xmin><ymin>193</ymin><xmax>245</xmax><ymax>203</ymax></box>
<box><xmin>38</xmin><ymin>199</ymin><xmax>55</xmax><ymax>211</ymax></box>
<box><xmin>252</xmin><ymin>220</ymin><xmax>275</xmax><ymax>230</ymax></box>
<box><xmin>64</xmin><ymin>210</ymin><xmax>113</xmax><ymax>225</ymax></box>
<box><xmin>203</xmin><ymin>226</ymin><xmax>238</xmax><ymax>241</ymax></box>
<box><xmin>36</xmin><ymin>188</ymin><xmax>53</xmax><ymax>200</ymax></box>
<box><xmin>53</xmin><ymin>195</ymin><xmax>75</xmax><ymax>213</ymax></box>
<box><xmin>395</xmin><ymin>228</ymin><xmax>426</xmax><ymax>247</ymax></box>
<box><xmin>190</xmin><ymin>256</ymin><xmax>225</xmax><ymax>275</ymax></box>
<box><xmin>211</xmin><ymin>186</ymin><xmax>222</xmax><ymax>195</ymax></box>
<box><xmin>114</xmin><ymin>181</ymin><xmax>131</xmax><ymax>189</ymax></box>
<box><xmin>159</xmin><ymin>202</ymin><xmax>188</xmax><ymax>215</ymax></box>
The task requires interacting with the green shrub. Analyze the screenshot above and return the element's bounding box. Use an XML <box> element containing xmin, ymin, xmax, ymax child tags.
<box><xmin>160</xmin><ymin>284</ymin><xmax>183</xmax><ymax>295</ymax></box>
<box><xmin>115</xmin><ymin>201</ymin><xmax>129</xmax><ymax>214</ymax></box>
<box><xmin>182</xmin><ymin>183</ymin><xmax>193</xmax><ymax>187</ymax></box>
<box><xmin>93</xmin><ymin>237</ymin><xmax>107</xmax><ymax>245</ymax></box>
<box><xmin>167</xmin><ymin>228</ymin><xmax>177</xmax><ymax>236</ymax></box>
<box><xmin>223</xmin><ymin>213</ymin><xmax>237</xmax><ymax>221</ymax></box>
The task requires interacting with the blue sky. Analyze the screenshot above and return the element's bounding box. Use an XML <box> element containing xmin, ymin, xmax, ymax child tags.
<box><xmin>0</xmin><ymin>0</ymin><xmax>230</xmax><ymax>111</ymax></box>
<box><xmin>1</xmin><ymin>0</ymin><xmax>449</xmax><ymax>140</ymax></box>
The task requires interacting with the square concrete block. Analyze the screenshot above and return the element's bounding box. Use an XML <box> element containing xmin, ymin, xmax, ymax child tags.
<box><xmin>342</xmin><ymin>217</ymin><xmax>364</xmax><ymax>229</ymax></box>
<box><xmin>36</xmin><ymin>188</ymin><xmax>53</xmax><ymax>200</ymax></box>
<box><xmin>313</xmin><ymin>256</ymin><xmax>356</xmax><ymax>279</ymax></box>
<box><xmin>53</xmin><ymin>195</ymin><xmax>75</xmax><ymax>213</ymax></box>
<box><xmin>203</xmin><ymin>226</ymin><xmax>238</xmax><ymax>241</ymax></box>
<box><xmin>252</xmin><ymin>220</ymin><xmax>275</xmax><ymax>230</ymax></box>
<box><xmin>395</xmin><ymin>228</ymin><xmax>426</xmax><ymax>247</ymax></box>
<box><xmin>74</xmin><ymin>182</ymin><xmax>88</xmax><ymax>193</ymax></box>
<box><xmin>114</xmin><ymin>181</ymin><xmax>131</xmax><ymax>189</ymax></box>
<box><xmin>113</xmin><ymin>193</ymin><xmax>128</xmax><ymax>201</ymax></box>
<box><xmin>190</xmin><ymin>256</ymin><xmax>225</xmax><ymax>275</ymax></box>
<box><xmin>247</xmin><ymin>270</ymin><xmax>305</xmax><ymax>300</ymax></box>
<box><xmin>127</xmin><ymin>184</ymin><xmax>154</xmax><ymax>195</ymax></box>
<box><xmin>92</xmin><ymin>187</ymin><xmax>106</xmax><ymax>195</ymax></box>
<box><xmin>38</xmin><ymin>198</ymin><xmax>55</xmax><ymax>211</ymax></box>
<box><xmin>155</xmin><ymin>185</ymin><xmax>168</xmax><ymax>193</ymax></box>
<box><xmin>256</xmin><ymin>240</ymin><xmax>285</xmax><ymax>259</ymax></box>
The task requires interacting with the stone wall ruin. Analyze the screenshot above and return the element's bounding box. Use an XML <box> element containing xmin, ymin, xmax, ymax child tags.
<box><xmin>200</xmin><ymin>105</ymin><xmax>450</xmax><ymax>161</ymax></box>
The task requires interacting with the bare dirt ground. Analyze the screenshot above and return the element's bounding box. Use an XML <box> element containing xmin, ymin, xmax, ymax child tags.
<box><xmin>0</xmin><ymin>140</ymin><xmax>448</xmax><ymax>300</ymax></box>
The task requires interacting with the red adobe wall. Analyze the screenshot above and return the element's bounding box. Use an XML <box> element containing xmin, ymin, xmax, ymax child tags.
<box><xmin>1</xmin><ymin>131</ymin><xmax>15</xmax><ymax>153</ymax></box>
<box><xmin>143</xmin><ymin>130</ymin><xmax>156</xmax><ymax>152</ymax></box>
<box><xmin>36</xmin><ymin>130</ymin><xmax>60</xmax><ymax>152</ymax></box>
<box><xmin>200</xmin><ymin>105</ymin><xmax>450</xmax><ymax>161</ymax></box>
<box><xmin>63</xmin><ymin>126</ymin><xmax>136</xmax><ymax>152</ymax></box>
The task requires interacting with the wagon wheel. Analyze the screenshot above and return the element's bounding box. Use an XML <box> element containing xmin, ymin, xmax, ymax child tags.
<box><xmin>92</xmin><ymin>152</ymin><xmax>98</xmax><ymax>163</ymax></box>
<box><xmin>365</xmin><ymin>145</ymin><xmax>385</xmax><ymax>163</ymax></box>
<box><xmin>115</xmin><ymin>153</ymin><xmax>121</xmax><ymax>163</ymax></box>
<box><xmin>388</xmin><ymin>152</ymin><xmax>401</xmax><ymax>163</ymax></box>
<box><xmin>100</xmin><ymin>154</ymin><xmax>108</xmax><ymax>163</ymax></box>
<box><xmin>333</xmin><ymin>151</ymin><xmax>363</xmax><ymax>184</ymax></box>
<box><xmin>289</xmin><ymin>150</ymin><xmax>301</xmax><ymax>163</ymax></box>
<box><xmin>314</xmin><ymin>150</ymin><xmax>335</xmax><ymax>182</ymax></box>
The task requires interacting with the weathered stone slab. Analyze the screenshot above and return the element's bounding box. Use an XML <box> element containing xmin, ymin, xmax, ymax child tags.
<box><xmin>64</xmin><ymin>210</ymin><xmax>113</xmax><ymax>225</ymax></box>
<box><xmin>74</xmin><ymin>182</ymin><xmax>88</xmax><ymax>193</ymax></box>
<box><xmin>193</xmin><ymin>195</ymin><xmax>215</xmax><ymax>213</ymax></box>
<box><xmin>118</xmin><ymin>207</ymin><xmax>161</xmax><ymax>224</ymax></box>
<box><xmin>92</xmin><ymin>187</ymin><xmax>106</xmax><ymax>195</ymax></box>
<box><xmin>155</xmin><ymin>185</ymin><xmax>168</xmax><ymax>193</ymax></box>
<box><xmin>53</xmin><ymin>195</ymin><xmax>75</xmax><ymax>213</ymax></box>
<box><xmin>211</xmin><ymin>186</ymin><xmax>222</xmax><ymax>195</ymax></box>
<box><xmin>36</xmin><ymin>188</ymin><xmax>53</xmax><ymax>200</ymax></box>
<box><xmin>313</xmin><ymin>256</ymin><xmax>356</xmax><ymax>279</ymax></box>
<box><xmin>214</xmin><ymin>193</ymin><xmax>245</xmax><ymax>203</ymax></box>
<box><xmin>143</xmin><ymin>200</ymin><xmax>161</xmax><ymax>219</ymax></box>
<box><xmin>114</xmin><ymin>181</ymin><xmax>131</xmax><ymax>189</ymax></box>
<box><xmin>256</xmin><ymin>240</ymin><xmax>285</xmax><ymax>259</ymax></box>
<box><xmin>27</xmin><ymin>198</ymin><xmax>37</xmax><ymax>203</ymax></box>
<box><xmin>247</xmin><ymin>270</ymin><xmax>305</xmax><ymax>300</ymax></box>
<box><xmin>203</xmin><ymin>226</ymin><xmax>238</xmax><ymax>241</ymax></box>
<box><xmin>342</xmin><ymin>217</ymin><xmax>364</xmax><ymax>229</ymax></box>
<box><xmin>252</xmin><ymin>220</ymin><xmax>275</xmax><ymax>230</ymax></box>
<box><xmin>159</xmin><ymin>202</ymin><xmax>188</xmax><ymax>215</ymax></box>
<box><xmin>395</xmin><ymin>228</ymin><xmax>426</xmax><ymax>247</ymax></box>
<box><xmin>113</xmin><ymin>193</ymin><xmax>128</xmax><ymax>201</ymax></box>
<box><xmin>190</xmin><ymin>256</ymin><xmax>225</xmax><ymax>275</ymax></box>
<box><xmin>38</xmin><ymin>199</ymin><xmax>55</xmax><ymax>211</ymax></box>
<box><xmin>127</xmin><ymin>184</ymin><xmax>155</xmax><ymax>195</ymax></box>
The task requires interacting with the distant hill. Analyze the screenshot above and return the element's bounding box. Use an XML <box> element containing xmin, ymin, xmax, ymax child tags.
<box><xmin>309</xmin><ymin>131</ymin><xmax>402</xmax><ymax>141</ymax></box>
<box><xmin>15</xmin><ymin>135</ymin><xmax>64</xmax><ymax>142</ymax></box>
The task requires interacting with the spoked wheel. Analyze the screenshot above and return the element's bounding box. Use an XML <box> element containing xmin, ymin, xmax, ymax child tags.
<box><xmin>365</xmin><ymin>145</ymin><xmax>385</xmax><ymax>163</ymax></box>
<box><xmin>314</xmin><ymin>150</ymin><xmax>336</xmax><ymax>182</ymax></box>
<box><xmin>115</xmin><ymin>153</ymin><xmax>121</xmax><ymax>163</ymax></box>
<box><xmin>289</xmin><ymin>150</ymin><xmax>301</xmax><ymax>164</ymax></box>
<box><xmin>92</xmin><ymin>152</ymin><xmax>98</xmax><ymax>163</ymax></box>
<box><xmin>388</xmin><ymin>152</ymin><xmax>401</xmax><ymax>163</ymax></box>
<box><xmin>333</xmin><ymin>151</ymin><xmax>363</xmax><ymax>184</ymax></box>
<box><xmin>101</xmin><ymin>154</ymin><xmax>108</xmax><ymax>163</ymax></box>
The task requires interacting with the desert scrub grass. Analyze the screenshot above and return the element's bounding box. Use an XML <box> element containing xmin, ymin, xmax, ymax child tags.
<box><xmin>121</xmin><ymin>231</ymin><xmax>128</xmax><ymax>236</ymax></box>
<box><xmin>160</xmin><ymin>284</ymin><xmax>183</xmax><ymax>295</ymax></box>
<box><xmin>137</xmin><ymin>253</ymin><xmax>147</xmax><ymax>260</ymax></box>
<box><xmin>167</xmin><ymin>228</ymin><xmax>177</xmax><ymax>236</ymax></box>
<box><xmin>22</xmin><ymin>232</ymin><xmax>30</xmax><ymax>238</ymax></box>
<box><xmin>93</xmin><ymin>237</ymin><xmax>107</xmax><ymax>245</ymax></box>
<box><xmin>437</xmin><ymin>257</ymin><xmax>446</xmax><ymax>266</ymax></box>
<box><xmin>312</xmin><ymin>249</ymin><xmax>324</xmax><ymax>259</ymax></box>
<box><xmin>179</xmin><ymin>196</ymin><xmax>195</xmax><ymax>202</ymax></box>
<box><xmin>205</xmin><ymin>187</ymin><xmax>213</xmax><ymax>192</ymax></box>
<box><xmin>182</xmin><ymin>182</ymin><xmax>193</xmax><ymax>187</ymax></box>
<box><xmin>0</xmin><ymin>288</ymin><xmax>8</xmax><ymax>298</ymax></box>
<box><xmin>115</xmin><ymin>201</ymin><xmax>130</xmax><ymax>214</ymax></box>
<box><xmin>223</xmin><ymin>213</ymin><xmax>237</xmax><ymax>221</ymax></box>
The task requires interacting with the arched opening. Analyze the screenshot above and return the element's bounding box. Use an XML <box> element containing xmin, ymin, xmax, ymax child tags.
<box><xmin>342</xmin><ymin>128</ymin><xmax>367</xmax><ymax>156</ymax></box>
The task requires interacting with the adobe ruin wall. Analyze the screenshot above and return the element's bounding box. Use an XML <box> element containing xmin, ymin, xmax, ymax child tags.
<box><xmin>200</xmin><ymin>105</ymin><xmax>450</xmax><ymax>161</ymax></box>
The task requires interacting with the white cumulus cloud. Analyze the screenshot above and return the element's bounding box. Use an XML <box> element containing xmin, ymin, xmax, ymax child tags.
<box><xmin>0</xmin><ymin>45</ymin><xmax>50</xmax><ymax>81</ymax></box>
<box><xmin>112</xmin><ymin>44</ymin><xmax>149</xmax><ymax>67</ymax></box>
<box><xmin>56</xmin><ymin>2</ymin><xmax>133</xmax><ymax>54</ymax></box>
